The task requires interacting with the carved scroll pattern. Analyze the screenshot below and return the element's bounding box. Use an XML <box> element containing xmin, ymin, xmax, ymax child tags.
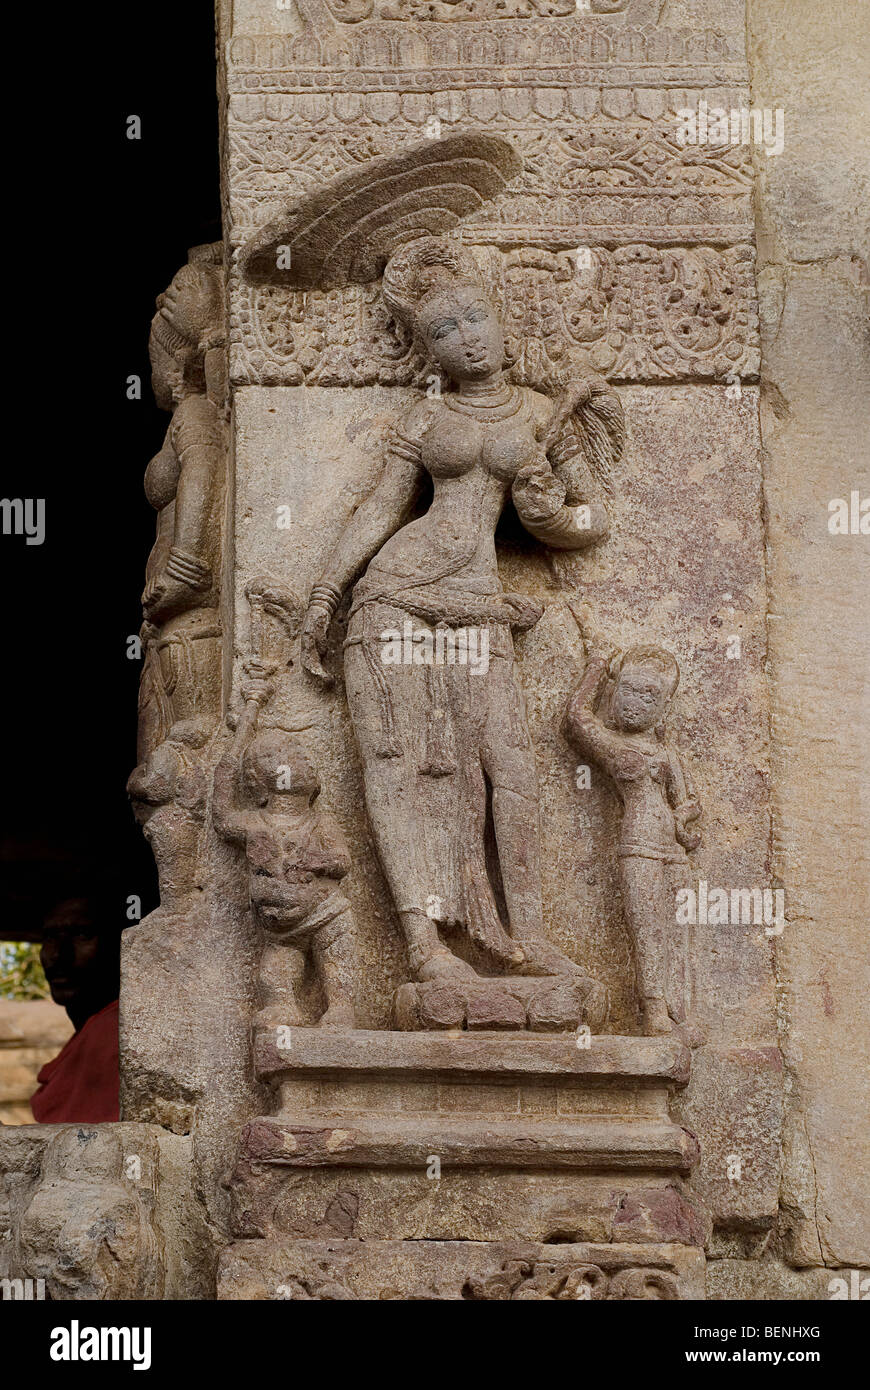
<box><xmin>226</xmin><ymin>120</ymin><xmax>753</xmax><ymax>244</ymax></box>
<box><xmin>268</xmin><ymin>1257</ymin><xmax>683</xmax><ymax>1300</ymax></box>
<box><xmin>229</xmin><ymin>242</ymin><xmax>758</xmax><ymax>388</ymax></box>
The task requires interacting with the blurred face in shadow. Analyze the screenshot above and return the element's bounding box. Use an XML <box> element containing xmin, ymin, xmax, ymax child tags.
<box><xmin>40</xmin><ymin>897</ymin><xmax>119</xmax><ymax>1030</ymax></box>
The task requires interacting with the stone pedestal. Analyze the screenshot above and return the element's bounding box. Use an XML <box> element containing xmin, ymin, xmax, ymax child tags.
<box><xmin>217</xmin><ymin>1028</ymin><xmax>705</xmax><ymax>1296</ymax></box>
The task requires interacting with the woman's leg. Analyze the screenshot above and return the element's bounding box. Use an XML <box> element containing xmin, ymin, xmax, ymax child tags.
<box><xmin>618</xmin><ymin>854</ymin><xmax>671</xmax><ymax>1034</ymax></box>
<box><xmin>480</xmin><ymin>653</ymin><xmax>580</xmax><ymax>974</ymax></box>
<box><xmin>344</xmin><ymin>633</ymin><xmax>478</xmax><ymax>982</ymax></box>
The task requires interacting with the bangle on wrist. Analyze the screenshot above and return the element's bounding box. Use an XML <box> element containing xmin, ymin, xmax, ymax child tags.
<box><xmin>167</xmin><ymin>547</ymin><xmax>212</xmax><ymax>591</ymax></box>
<box><xmin>309</xmin><ymin>581</ymin><xmax>341</xmax><ymax>617</ymax></box>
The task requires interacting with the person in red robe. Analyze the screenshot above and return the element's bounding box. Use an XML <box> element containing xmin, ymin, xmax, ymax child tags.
<box><xmin>31</xmin><ymin>895</ymin><xmax>121</xmax><ymax>1123</ymax></box>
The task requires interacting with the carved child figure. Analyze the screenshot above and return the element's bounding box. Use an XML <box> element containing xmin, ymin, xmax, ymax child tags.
<box><xmin>212</xmin><ymin>661</ymin><xmax>356</xmax><ymax>1029</ymax></box>
<box><xmin>563</xmin><ymin>606</ymin><xmax>702</xmax><ymax>1036</ymax></box>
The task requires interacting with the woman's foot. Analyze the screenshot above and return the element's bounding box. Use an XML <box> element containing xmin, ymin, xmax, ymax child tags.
<box><xmin>511</xmin><ymin>936</ymin><xmax>579</xmax><ymax>977</ymax></box>
<box><xmin>318</xmin><ymin>1002</ymin><xmax>356</xmax><ymax>1030</ymax></box>
<box><xmin>254</xmin><ymin>1003</ymin><xmax>305</xmax><ymax>1031</ymax></box>
<box><xmin>414</xmin><ymin>946</ymin><xmax>480</xmax><ymax>983</ymax></box>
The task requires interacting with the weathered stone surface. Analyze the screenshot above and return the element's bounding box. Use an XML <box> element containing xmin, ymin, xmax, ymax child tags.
<box><xmin>0</xmin><ymin>1123</ymin><xmax>212</xmax><ymax>1301</ymax></box>
<box><xmin>234</xmin><ymin>1109</ymin><xmax>699</xmax><ymax>1172</ymax></box>
<box><xmin>749</xmin><ymin>0</ymin><xmax>870</xmax><ymax>1269</ymax></box>
<box><xmin>673</xmin><ymin>1045</ymin><xmax>784</xmax><ymax>1231</ymax></box>
<box><xmin>253</xmin><ymin>1025</ymin><xmax>692</xmax><ymax>1084</ymax></box>
<box><xmin>707</xmin><ymin>1259</ymin><xmax>870</xmax><ymax>1303</ymax></box>
<box><xmin>217</xmin><ymin>1237</ymin><xmax>706</xmax><ymax>1300</ymax></box>
<box><xmin>228</xmin><ymin>1166</ymin><xmax>708</xmax><ymax>1246</ymax></box>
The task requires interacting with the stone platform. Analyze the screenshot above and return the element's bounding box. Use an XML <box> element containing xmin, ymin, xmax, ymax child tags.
<box><xmin>223</xmin><ymin>1029</ymin><xmax>705</xmax><ymax>1259</ymax></box>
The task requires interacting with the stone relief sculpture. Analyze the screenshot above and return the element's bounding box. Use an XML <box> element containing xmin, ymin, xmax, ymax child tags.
<box><xmin>127</xmin><ymin>719</ymin><xmax>211</xmax><ymax>918</ymax></box>
<box><xmin>203</xmin><ymin>577</ymin><xmax>359</xmax><ymax>1031</ymax></box>
<box><xmin>299</xmin><ymin>233</ymin><xmax>624</xmax><ymax>1006</ymax></box>
<box><xmin>213</xmin><ymin>655</ymin><xmax>358</xmax><ymax>1031</ymax></box>
<box><xmin>563</xmin><ymin>604</ymin><xmax>702</xmax><ymax>1036</ymax></box>
<box><xmin>3</xmin><ymin>0</ymin><xmax>827</xmax><ymax>1311</ymax></box>
<box><xmin>464</xmin><ymin>1255</ymin><xmax>679</xmax><ymax>1300</ymax></box>
<box><xmin>138</xmin><ymin>243</ymin><xmax>226</xmax><ymax>761</ymax></box>
<box><xmin>296</xmin><ymin>0</ymin><xmax>642</xmax><ymax>22</ymax></box>
<box><xmin>8</xmin><ymin>1128</ymin><xmax>164</xmax><ymax>1301</ymax></box>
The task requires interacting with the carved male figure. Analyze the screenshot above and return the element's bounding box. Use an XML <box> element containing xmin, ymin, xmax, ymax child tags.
<box><xmin>212</xmin><ymin>661</ymin><xmax>356</xmax><ymax>1029</ymax></box>
<box><xmin>563</xmin><ymin>605</ymin><xmax>702</xmax><ymax>1035</ymax></box>
<box><xmin>127</xmin><ymin>719</ymin><xmax>210</xmax><ymax>917</ymax></box>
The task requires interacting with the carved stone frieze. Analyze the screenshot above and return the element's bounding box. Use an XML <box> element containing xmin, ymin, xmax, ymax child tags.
<box><xmin>217</xmin><ymin>1238</ymin><xmax>706</xmax><ymax>1300</ymax></box>
<box><xmin>226</xmin><ymin>116</ymin><xmax>754</xmax><ymax>246</ymax></box>
<box><xmin>376</xmin><ymin>0</ymin><xmax>636</xmax><ymax>18</ymax></box>
<box><xmin>226</xmin><ymin>25</ymin><xmax>748</xmax><ymax>87</ymax></box>
<box><xmin>229</xmin><ymin>242</ymin><xmax>758</xmax><ymax>388</ymax></box>
<box><xmin>291</xmin><ymin>0</ymin><xmax>659</xmax><ymax>24</ymax></box>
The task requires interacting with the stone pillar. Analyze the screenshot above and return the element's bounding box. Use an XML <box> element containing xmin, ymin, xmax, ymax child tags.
<box><xmin>195</xmin><ymin>0</ymin><xmax>780</xmax><ymax>1299</ymax></box>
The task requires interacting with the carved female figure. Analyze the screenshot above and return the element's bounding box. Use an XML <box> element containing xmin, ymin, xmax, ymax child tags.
<box><xmin>301</xmin><ymin>238</ymin><xmax>624</xmax><ymax>985</ymax></box>
<box><xmin>138</xmin><ymin>244</ymin><xmax>225</xmax><ymax>760</ymax></box>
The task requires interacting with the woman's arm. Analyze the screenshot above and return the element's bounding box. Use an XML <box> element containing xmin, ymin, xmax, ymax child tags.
<box><xmin>512</xmin><ymin>454</ymin><xmax>609</xmax><ymax>550</ymax></box>
<box><xmin>665</xmin><ymin>752</ymin><xmax>703</xmax><ymax>851</ymax></box>
<box><xmin>319</xmin><ymin>444</ymin><xmax>423</xmax><ymax>596</ymax></box>
<box><xmin>513</xmin><ymin>378</ymin><xmax>621</xmax><ymax>550</ymax></box>
<box><xmin>143</xmin><ymin>397</ymin><xmax>223</xmax><ymax>621</ymax></box>
<box><xmin>301</xmin><ymin>419</ymin><xmax>426</xmax><ymax>681</ymax></box>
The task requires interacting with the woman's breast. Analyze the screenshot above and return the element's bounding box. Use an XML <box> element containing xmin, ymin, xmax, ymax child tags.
<box><xmin>481</xmin><ymin>421</ymin><xmax>541</xmax><ymax>483</ymax></box>
<box><xmin>422</xmin><ymin>405</ymin><xmax>541</xmax><ymax>484</ymax></box>
<box><xmin>144</xmin><ymin>441</ymin><xmax>180</xmax><ymax>510</ymax></box>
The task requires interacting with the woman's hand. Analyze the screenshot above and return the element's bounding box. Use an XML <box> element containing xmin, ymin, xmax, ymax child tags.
<box><xmin>240</xmin><ymin>657</ymin><xmax>277</xmax><ymax>707</ymax></box>
<box><xmin>512</xmin><ymin>457</ymin><xmax>564</xmax><ymax>524</ymax></box>
<box><xmin>142</xmin><ymin>572</ymin><xmax>192</xmax><ymax>624</ymax></box>
<box><xmin>674</xmin><ymin>800</ymin><xmax>703</xmax><ymax>852</ymax></box>
<box><xmin>300</xmin><ymin>602</ymin><xmax>334</xmax><ymax>684</ymax></box>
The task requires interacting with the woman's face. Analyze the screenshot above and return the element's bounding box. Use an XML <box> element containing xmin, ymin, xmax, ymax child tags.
<box><xmin>417</xmin><ymin>285</ymin><xmax>504</xmax><ymax>383</ymax></box>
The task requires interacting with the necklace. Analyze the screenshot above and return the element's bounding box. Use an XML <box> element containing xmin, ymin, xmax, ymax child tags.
<box><xmin>445</xmin><ymin>384</ymin><xmax>525</xmax><ymax>422</ymax></box>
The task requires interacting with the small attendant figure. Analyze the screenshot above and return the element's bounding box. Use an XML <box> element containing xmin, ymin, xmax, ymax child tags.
<box><xmin>563</xmin><ymin>605</ymin><xmax>702</xmax><ymax>1035</ymax></box>
<box><xmin>212</xmin><ymin>659</ymin><xmax>357</xmax><ymax>1029</ymax></box>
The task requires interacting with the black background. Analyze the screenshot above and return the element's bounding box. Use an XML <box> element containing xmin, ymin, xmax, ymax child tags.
<box><xmin>0</xmin><ymin>3</ymin><xmax>220</xmax><ymax>935</ymax></box>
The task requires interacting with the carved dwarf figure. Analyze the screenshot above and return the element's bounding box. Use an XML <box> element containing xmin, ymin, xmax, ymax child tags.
<box><xmin>138</xmin><ymin>243</ymin><xmax>225</xmax><ymax>760</ymax></box>
<box><xmin>213</xmin><ymin>661</ymin><xmax>356</xmax><ymax>1029</ymax></box>
<box><xmin>563</xmin><ymin>605</ymin><xmax>702</xmax><ymax>1035</ymax></box>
